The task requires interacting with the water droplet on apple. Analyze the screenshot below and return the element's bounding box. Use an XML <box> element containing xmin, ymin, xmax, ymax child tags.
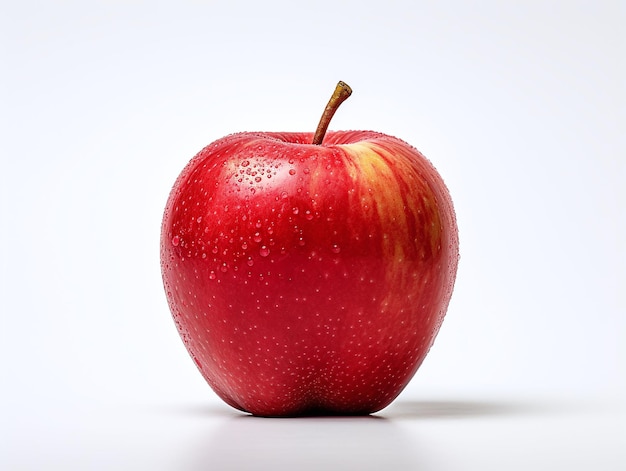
<box><xmin>289</xmin><ymin>169</ymin><xmax>296</xmax><ymax>176</ymax></box>
<box><xmin>220</xmin><ymin>263</ymin><xmax>228</xmax><ymax>273</ymax></box>
<box><xmin>196</xmin><ymin>216</ymin><xmax>202</xmax><ymax>223</ymax></box>
<box><xmin>241</xmin><ymin>160</ymin><xmax>250</xmax><ymax>167</ymax></box>
<box><xmin>259</xmin><ymin>246</ymin><xmax>270</xmax><ymax>257</ymax></box>
<box><xmin>171</xmin><ymin>235</ymin><xmax>180</xmax><ymax>246</ymax></box>
<box><xmin>292</xmin><ymin>207</ymin><xmax>299</xmax><ymax>215</ymax></box>
<box><xmin>209</xmin><ymin>271</ymin><xmax>216</xmax><ymax>280</ymax></box>
<box><xmin>304</xmin><ymin>210</ymin><xmax>313</xmax><ymax>220</ymax></box>
<box><xmin>247</xmin><ymin>257</ymin><xmax>254</xmax><ymax>266</ymax></box>
<box><xmin>331</xmin><ymin>244</ymin><xmax>341</xmax><ymax>254</ymax></box>
<box><xmin>254</xmin><ymin>176</ymin><xmax>262</xmax><ymax>183</ymax></box>
<box><xmin>303</xmin><ymin>167</ymin><xmax>310</xmax><ymax>174</ymax></box>
<box><xmin>253</xmin><ymin>232</ymin><xmax>262</xmax><ymax>243</ymax></box>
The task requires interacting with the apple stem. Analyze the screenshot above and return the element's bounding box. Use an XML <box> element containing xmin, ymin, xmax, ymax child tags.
<box><xmin>312</xmin><ymin>81</ymin><xmax>352</xmax><ymax>145</ymax></box>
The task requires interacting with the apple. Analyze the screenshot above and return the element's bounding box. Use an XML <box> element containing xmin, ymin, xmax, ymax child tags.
<box><xmin>161</xmin><ymin>82</ymin><xmax>459</xmax><ymax>416</ymax></box>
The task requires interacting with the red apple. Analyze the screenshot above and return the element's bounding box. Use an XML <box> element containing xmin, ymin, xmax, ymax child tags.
<box><xmin>161</xmin><ymin>82</ymin><xmax>459</xmax><ymax>416</ymax></box>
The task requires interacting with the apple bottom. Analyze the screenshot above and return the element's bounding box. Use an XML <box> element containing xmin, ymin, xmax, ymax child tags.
<box><xmin>211</xmin><ymin>350</ymin><xmax>430</xmax><ymax>417</ymax></box>
<box><xmin>171</xmin><ymin>253</ymin><xmax>445</xmax><ymax>417</ymax></box>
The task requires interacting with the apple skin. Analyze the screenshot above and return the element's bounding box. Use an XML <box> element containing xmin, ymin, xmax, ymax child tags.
<box><xmin>161</xmin><ymin>130</ymin><xmax>459</xmax><ymax>417</ymax></box>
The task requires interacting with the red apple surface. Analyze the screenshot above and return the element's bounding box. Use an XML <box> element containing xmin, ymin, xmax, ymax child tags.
<box><xmin>160</xmin><ymin>84</ymin><xmax>459</xmax><ymax>416</ymax></box>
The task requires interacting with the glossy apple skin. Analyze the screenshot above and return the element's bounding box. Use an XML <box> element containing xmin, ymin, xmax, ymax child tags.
<box><xmin>161</xmin><ymin>131</ymin><xmax>459</xmax><ymax>416</ymax></box>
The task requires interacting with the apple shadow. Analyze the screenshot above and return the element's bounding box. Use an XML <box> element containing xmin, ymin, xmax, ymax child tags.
<box><xmin>168</xmin><ymin>398</ymin><xmax>554</xmax><ymax>471</ymax></box>
<box><xmin>180</xmin><ymin>409</ymin><xmax>429</xmax><ymax>471</ymax></box>
<box><xmin>379</xmin><ymin>398</ymin><xmax>540</xmax><ymax>420</ymax></box>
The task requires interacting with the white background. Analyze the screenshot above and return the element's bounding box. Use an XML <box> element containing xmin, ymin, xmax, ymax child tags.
<box><xmin>1</xmin><ymin>1</ymin><xmax>623</xmax><ymax>469</ymax></box>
